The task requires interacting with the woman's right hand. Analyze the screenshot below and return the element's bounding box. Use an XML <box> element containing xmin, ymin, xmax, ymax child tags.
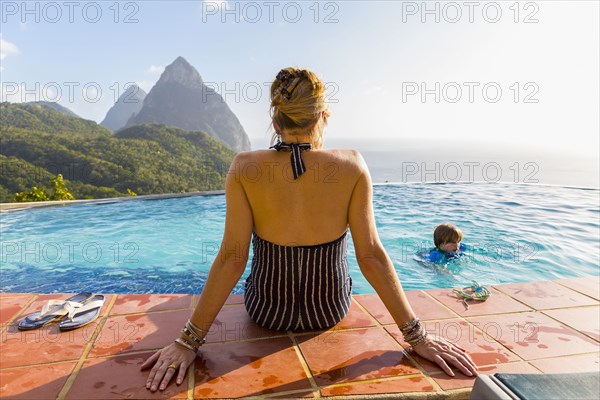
<box><xmin>412</xmin><ymin>335</ymin><xmax>479</xmax><ymax>377</ymax></box>
<box><xmin>140</xmin><ymin>342</ymin><xmax>197</xmax><ymax>392</ymax></box>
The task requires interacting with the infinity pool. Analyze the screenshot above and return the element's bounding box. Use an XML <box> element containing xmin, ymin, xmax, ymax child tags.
<box><xmin>1</xmin><ymin>183</ymin><xmax>598</xmax><ymax>294</ymax></box>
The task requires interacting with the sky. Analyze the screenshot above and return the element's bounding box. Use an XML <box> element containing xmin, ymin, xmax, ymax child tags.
<box><xmin>1</xmin><ymin>0</ymin><xmax>599</xmax><ymax>157</ymax></box>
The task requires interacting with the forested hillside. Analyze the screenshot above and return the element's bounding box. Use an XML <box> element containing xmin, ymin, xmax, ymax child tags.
<box><xmin>0</xmin><ymin>103</ymin><xmax>236</xmax><ymax>202</ymax></box>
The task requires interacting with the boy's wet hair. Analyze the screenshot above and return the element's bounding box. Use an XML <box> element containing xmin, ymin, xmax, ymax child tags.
<box><xmin>434</xmin><ymin>223</ymin><xmax>463</xmax><ymax>247</ymax></box>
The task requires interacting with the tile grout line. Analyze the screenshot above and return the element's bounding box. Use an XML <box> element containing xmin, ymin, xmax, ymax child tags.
<box><xmin>106</xmin><ymin>302</ymin><xmax>248</xmax><ymax>319</ymax></box>
<box><xmin>493</xmin><ymin>280</ymin><xmax>600</xmax><ymax>310</ymax></box>
<box><xmin>539</xmin><ymin>309</ymin><xmax>600</xmax><ymax>343</ymax></box>
<box><xmin>525</xmin><ymin>351</ymin><xmax>600</xmax><ymax>375</ymax></box>
<box><xmin>524</xmin><ymin>350</ymin><xmax>600</xmax><ymax>363</ymax></box>
<box><xmin>292</xmin><ymin>324</ymin><xmax>377</xmax><ymax>337</ymax></box>
<box><xmin>187</xmin><ymin>358</ymin><xmax>195</xmax><ymax>400</ymax></box>
<box><xmin>84</xmin><ymin>336</ymin><xmax>293</xmax><ymax>361</ymax></box>
<box><xmin>287</xmin><ymin>331</ymin><xmax>322</xmax><ymax>398</ymax></box>
<box><xmin>259</xmin><ymin>387</ymin><xmax>319</xmax><ymax>399</ymax></box>
<box><xmin>321</xmin><ymin>296</ymin><xmax>430</xmax><ymax>388</ymax></box>
<box><xmin>0</xmin><ymin>359</ymin><xmax>81</xmax><ymax>371</ymax></box>
<box><xmin>108</xmin><ymin>307</ymin><xmax>195</xmax><ymax>318</ymax></box>
<box><xmin>378</xmin><ymin>307</ymin><xmax>530</xmax><ymax>381</ymax></box>
<box><xmin>525</xmin><ymin>360</ymin><xmax>545</xmax><ymax>374</ymax></box>
<box><xmin>377</xmin><ymin>324</ymin><xmax>445</xmax><ymax>394</ymax></box>
<box><xmin>421</xmin><ymin>289</ymin><xmax>466</xmax><ymax>317</ymax></box>
<box><xmin>0</xmin><ymin>294</ymin><xmax>39</xmax><ymax>335</ymax></box>
<box><xmin>420</xmin><ymin>288</ymin><xmax>535</xmax><ymax>319</ymax></box>
<box><xmin>187</xmin><ymin>292</ymin><xmax>196</xmax><ymax>400</ymax></box>
<box><xmin>351</xmin><ymin>296</ymin><xmax>387</xmax><ymax>327</ymax></box>
<box><xmin>354</xmin><ymin>294</ymin><xmax>448</xmax><ymax>393</ymax></box>
<box><xmin>490</xmin><ymin>285</ymin><xmax>546</xmax><ymax>310</ymax></box>
<box><xmin>318</xmin><ymin>372</ymin><xmax>434</xmax><ymax>389</ymax></box>
<box><xmin>75</xmin><ymin>347</ymin><xmax>164</xmax><ymax>361</ymax></box>
<box><xmin>8</xmin><ymin>289</ymin><xmax>596</xmax><ymax>399</ymax></box>
<box><xmin>462</xmin><ymin>306</ymin><xmax>598</xmax><ymax>360</ymax></box>
<box><xmin>550</xmin><ymin>278</ymin><xmax>600</xmax><ymax>302</ymax></box>
<box><xmin>457</xmin><ymin>314</ymin><xmax>526</xmax><ymax>365</ymax></box>
<box><xmin>354</xmin><ymin>293</ymin><xmax>510</xmax><ymax>392</ymax></box>
<box><xmin>423</xmin><ymin>286</ymin><xmax>541</xmax><ymax>320</ymax></box>
<box><xmin>542</xmin><ymin>275</ymin><xmax>600</xmax><ymax>301</ymax></box>
<box><xmin>55</xmin><ymin>294</ymin><xmax>118</xmax><ymax>400</ymax></box>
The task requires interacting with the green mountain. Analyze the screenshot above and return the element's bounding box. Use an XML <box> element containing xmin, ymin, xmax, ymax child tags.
<box><xmin>1</xmin><ymin>102</ymin><xmax>109</xmax><ymax>135</ymax></box>
<box><xmin>0</xmin><ymin>103</ymin><xmax>236</xmax><ymax>203</ymax></box>
<box><xmin>26</xmin><ymin>101</ymin><xmax>80</xmax><ymax>118</ymax></box>
<box><xmin>126</xmin><ymin>57</ymin><xmax>252</xmax><ymax>152</ymax></box>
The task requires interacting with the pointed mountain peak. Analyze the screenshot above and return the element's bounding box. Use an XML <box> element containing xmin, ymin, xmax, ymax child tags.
<box><xmin>159</xmin><ymin>56</ymin><xmax>203</xmax><ymax>87</ymax></box>
<box><xmin>173</xmin><ymin>56</ymin><xmax>191</xmax><ymax>67</ymax></box>
<box><xmin>101</xmin><ymin>85</ymin><xmax>147</xmax><ymax>131</ymax></box>
<box><xmin>117</xmin><ymin>84</ymin><xmax>147</xmax><ymax>103</ymax></box>
<box><xmin>124</xmin><ymin>84</ymin><xmax>144</xmax><ymax>94</ymax></box>
<box><xmin>127</xmin><ymin>57</ymin><xmax>251</xmax><ymax>151</ymax></box>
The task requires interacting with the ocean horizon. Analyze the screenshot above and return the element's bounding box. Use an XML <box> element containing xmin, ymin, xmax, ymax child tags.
<box><xmin>249</xmin><ymin>137</ymin><xmax>599</xmax><ymax>189</ymax></box>
<box><xmin>360</xmin><ymin>149</ymin><xmax>599</xmax><ymax>189</ymax></box>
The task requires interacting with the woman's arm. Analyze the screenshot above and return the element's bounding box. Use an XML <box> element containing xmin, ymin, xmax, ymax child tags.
<box><xmin>347</xmin><ymin>152</ymin><xmax>417</xmax><ymax>326</ymax></box>
<box><xmin>347</xmin><ymin>152</ymin><xmax>478</xmax><ymax>377</ymax></box>
<box><xmin>141</xmin><ymin>153</ymin><xmax>254</xmax><ymax>392</ymax></box>
<box><xmin>187</xmin><ymin>153</ymin><xmax>254</xmax><ymax>331</ymax></box>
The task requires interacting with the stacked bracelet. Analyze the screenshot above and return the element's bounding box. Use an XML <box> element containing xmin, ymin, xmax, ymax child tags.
<box><xmin>175</xmin><ymin>337</ymin><xmax>198</xmax><ymax>352</ymax></box>
<box><xmin>187</xmin><ymin>320</ymin><xmax>209</xmax><ymax>335</ymax></box>
<box><xmin>174</xmin><ymin>319</ymin><xmax>208</xmax><ymax>353</ymax></box>
<box><xmin>399</xmin><ymin>318</ymin><xmax>428</xmax><ymax>347</ymax></box>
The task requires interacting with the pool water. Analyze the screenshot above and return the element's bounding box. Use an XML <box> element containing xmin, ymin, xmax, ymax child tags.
<box><xmin>1</xmin><ymin>183</ymin><xmax>598</xmax><ymax>294</ymax></box>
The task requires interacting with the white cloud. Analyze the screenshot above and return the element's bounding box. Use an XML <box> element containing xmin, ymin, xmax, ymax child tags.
<box><xmin>0</xmin><ymin>37</ymin><xmax>20</xmax><ymax>62</ymax></box>
<box><xmin>147</xmin><ymin>65</ymin><xmax>164</xmax><ymax>75</ymax></box>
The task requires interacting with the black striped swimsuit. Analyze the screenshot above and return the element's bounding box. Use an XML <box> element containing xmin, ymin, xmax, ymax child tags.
<box><xmin>243</xmin><ymin>229</ymin><xmax>353</xmax><ymax>331</ymax></box>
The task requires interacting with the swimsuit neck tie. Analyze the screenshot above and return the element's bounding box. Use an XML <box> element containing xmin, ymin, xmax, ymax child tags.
<box><xmin>269</xmin><ymin>140</ymin><xmax>312</xmax><ymax>180</ymax></box>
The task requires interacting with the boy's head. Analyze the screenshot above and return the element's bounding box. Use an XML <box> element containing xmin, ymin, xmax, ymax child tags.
<box><xmin>434</xmin><ymin>223</ymin><xmax>463</xmax><ymax>252</ymax></box>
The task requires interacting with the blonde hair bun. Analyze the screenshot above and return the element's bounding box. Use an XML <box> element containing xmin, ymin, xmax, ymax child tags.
<box><xmin>270</xmin><ymin>67</ymin><xmax>330</xmax><ymax>144</ymax></box>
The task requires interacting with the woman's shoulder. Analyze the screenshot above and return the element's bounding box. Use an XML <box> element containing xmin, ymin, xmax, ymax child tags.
<box><xmin>239</xmin><ymin>148</ymin><xmax>365</xmax><ymax>165</ymax></box>
<box><xmin>324</xmin><ymin>148</ymin><xmax>369</xmax><ymax>174</ymax></box>
<box><xmin>323</xmin><ymin>148</ymin><xmax>363</xmax><ymax>158</ymax></box>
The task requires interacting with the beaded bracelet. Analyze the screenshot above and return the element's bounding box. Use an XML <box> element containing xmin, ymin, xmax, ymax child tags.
<box><xmin>399</xmin><ymin>318</ymin><xmax>429</xmax><ymax>347</ymax></box>
<box><xmin>406</xmin><ymin>331</ymin><xmax>427</xmax><ymax>347</ymax></box>
<box><xmin>403</xmin><ymin>321</ymin><xmax>424</xmax><ymax>341</ymax></box>
<box><xmin>399</xmin><ymin>318</ymin><xmax>420</xmax><ymax>333</ymax></box>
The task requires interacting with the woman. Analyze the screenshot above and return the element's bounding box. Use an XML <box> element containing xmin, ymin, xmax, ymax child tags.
<box><xmin>142</xmin><ymin>67</ymin><xmax>478</xmax><ymax>392</ymax></box>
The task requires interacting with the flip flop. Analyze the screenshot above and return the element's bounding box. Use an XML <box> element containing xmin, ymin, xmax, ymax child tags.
<box><xmin>58</xmin><ymin>294</ymin><xmax>105</xmax><ymax>331</ymax></box>
<box><xmin>17</xmin><ymin>292</ymin><xmax>94</xmax><ymax>331</ymax></box>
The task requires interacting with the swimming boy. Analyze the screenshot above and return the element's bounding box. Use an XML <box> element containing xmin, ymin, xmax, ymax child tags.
<box><xmin>427</xmin><ymin>223</ymin><xmax>467</xmax><ymax>263</ymax></box>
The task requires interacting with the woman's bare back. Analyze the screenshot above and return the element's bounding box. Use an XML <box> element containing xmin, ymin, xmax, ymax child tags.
<box><xmin>237</xmin><ymin>148</ymin><xmax>362</xmax><ymax>246</ymax></box>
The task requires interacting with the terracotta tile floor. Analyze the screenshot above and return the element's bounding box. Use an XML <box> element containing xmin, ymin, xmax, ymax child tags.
<box><xmin>1</xmin><ymin>276</ymin><xmax>598</xmax><ymax>399</ymax></box>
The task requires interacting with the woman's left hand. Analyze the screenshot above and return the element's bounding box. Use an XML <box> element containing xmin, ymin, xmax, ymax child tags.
<box><xmin>412</xmin><ymin>335</ymin><xmax>479</xmax><ymax>377</ymax></box>
<box><xmin>140</xmin><ymin>342</ymin><xmax>197</xmax><ymax>392</ymax></box>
